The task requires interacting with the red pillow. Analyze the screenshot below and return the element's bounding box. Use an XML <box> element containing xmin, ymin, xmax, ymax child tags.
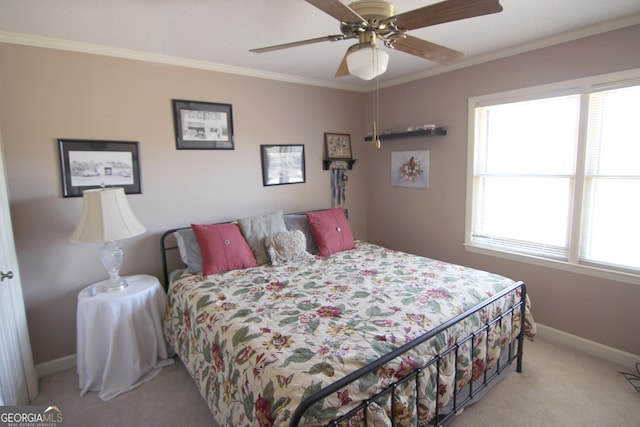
<box><xmin>306</xmin><ymin>208</ymin><xmax>355</xmax><ymax>256</ymax></box>
<box><xmin>191</xmin><ymin>223</ymin><xmax>259</xmax><ymax>275</ymax></box>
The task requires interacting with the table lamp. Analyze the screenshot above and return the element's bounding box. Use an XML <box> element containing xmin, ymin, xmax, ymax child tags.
<box><xmin>70</xmin><ymin>187</ymin><xmax>146</xmax><ymax>292</ymax></box>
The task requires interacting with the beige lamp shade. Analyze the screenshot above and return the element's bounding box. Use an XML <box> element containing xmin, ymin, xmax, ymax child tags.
<box><xmin>70</xmin><ymin>188</ymin><xmax>145</xmax><ymax>242</ymax></box>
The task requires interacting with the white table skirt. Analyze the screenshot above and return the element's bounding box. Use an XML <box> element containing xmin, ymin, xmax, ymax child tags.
<box><xmin>77</xmin><ymin>274</ymin><xmax>174</xmax><ymax>401</ymax></box>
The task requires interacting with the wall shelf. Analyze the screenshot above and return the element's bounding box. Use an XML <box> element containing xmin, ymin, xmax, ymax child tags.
<box><xmin>364</xmin><ymin>127</ymin><xmax>446</xmax><ymax>141</ymax></box>
<box><xmin>322</xmin><ymin>159</ymin><xmax>357</xmax><ymax>170</ymax></box>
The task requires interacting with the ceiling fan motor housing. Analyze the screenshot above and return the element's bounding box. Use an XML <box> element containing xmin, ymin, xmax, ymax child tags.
<box><xmin>349</xmin><ymin>0</ymin><xmax>396</xmax><ymax>23</ymax></box>
<box><xmin>342</xmin><ymin>0</ymin><xmax>396</xmax><ymax>37</ymax></box>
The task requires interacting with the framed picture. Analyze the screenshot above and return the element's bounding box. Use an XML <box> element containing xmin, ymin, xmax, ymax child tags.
<box><xmin>58</xmin><ymin>139</ymin><xmax>142</xmax><ymax>197</ymax></box>
<box><xmin>172</xmin><ymin>99</ymin><xmax>234</xmax><ymax>150</ymax></box>
<box><xmin>325</xmin><ymin>133</ymin><xmax>352</xmax><ymax>159</ymax></box>
<box><xmin>260</xmin><ymin>144</ymin><xmax>306</xmax><ymax>186</ymax></box>
<box><xmin>391</xmin><ymin>150</ymin><xmax>429</xmax><ymax>189</ymax></box>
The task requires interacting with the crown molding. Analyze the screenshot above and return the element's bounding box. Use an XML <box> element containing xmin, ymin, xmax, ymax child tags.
<box><xmin>2</xmin><ymin>12</ymin><xmax>639</xmax><ymax>94</ymax></box>
<box><xmin>0</xmin><ymin>30</ymin><xmax>365</xmax><ymax>93</ymax></box>
<box><xmin>372</xmin><ymin>13</ymin><xmax>640</xmax><ymax>91</ymax></box>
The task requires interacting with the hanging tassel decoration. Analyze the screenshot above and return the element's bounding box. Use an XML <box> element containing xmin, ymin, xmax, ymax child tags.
<box><xmin>330</xmin><ymin>164</ymin><xmax>347</xmax><ymax>208</ymax></box>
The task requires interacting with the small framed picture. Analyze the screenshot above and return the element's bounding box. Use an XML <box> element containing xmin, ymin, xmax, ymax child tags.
<box><xmin>260</xmin><ymin>144</ymin><xmax>306</xmax><ymax>186</ymax></box>
<box><xmin>325</xmin><ymin>133</ymin><xmax>352</xmax><ymax>159</ymax></box>
<box><xmin>391</xmin><ymin>150</ymin><xmax>429</xmax><ymax>189</ymax></box>
<box><xmin>172</xmin><ymin>99</ymin><xmax>234</xmax><ymax>150</ymax></box>
<box><xmin>58</xmin><ymin>139</ymin><xmax>142</xmax><ymax>197</ymax></box>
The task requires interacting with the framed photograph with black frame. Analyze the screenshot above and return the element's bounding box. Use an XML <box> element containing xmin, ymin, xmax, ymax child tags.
<box><xmin>58</xmin><ymin>139</ymin><xmax>142</xmax><ymax>198</ymax></box>
<box><xmin>324</xmin><ymin>132</ymin><xmax>352</xmax><ymax>159</ymax></box>
<box><xmin>172</xmin><ymin>99</ymin><xmax>234</xmax><ymax>150</ymax></box>
<box><xmin>260</xmin><ymin>144</ymin><xmax>306</xmax><ymax>186</ymax></box>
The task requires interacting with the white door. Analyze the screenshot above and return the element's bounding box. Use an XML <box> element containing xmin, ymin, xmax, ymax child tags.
<box><xmin>0</xmin><ymin>131</ymin><xmax>38</xmax><ymax>405</ymax></box>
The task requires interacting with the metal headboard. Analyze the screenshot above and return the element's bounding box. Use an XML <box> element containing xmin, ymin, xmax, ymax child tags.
<box><xmin>159</xmin><ymin>208</ymin><xmax>349</xmax><ymax>291</ymax></box>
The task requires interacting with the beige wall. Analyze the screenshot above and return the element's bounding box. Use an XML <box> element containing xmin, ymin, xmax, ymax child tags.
<box><xmin>0</xmin><ymin>43</ymin><xmax>368</xmax><ymax>364</ymax></box>
<box><xmin>2</xmin><ymin>23</ymin><xmax>640</xmax><ymax>365</ymax></box>
<box><xmin>364</xmin><ymin>24</ymin><xmax>640</xmax><ymax>355</ymax></box>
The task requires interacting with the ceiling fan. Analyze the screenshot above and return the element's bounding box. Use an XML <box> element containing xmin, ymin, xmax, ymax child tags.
<box><xmin>250</xmin><ymin>0</ymin><xmax>503</xmax><ymax>80</ymax></box>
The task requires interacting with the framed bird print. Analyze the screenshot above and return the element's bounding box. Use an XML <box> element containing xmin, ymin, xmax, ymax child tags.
<box><xmin>324</xmin><ymin>133</ymin><xmax>352</xmax><ymax>159</ymax></box>
<box><xmin>391</xmin><ymin>150</ymin><xmax>429</xmax><ymax>188</ymax></box>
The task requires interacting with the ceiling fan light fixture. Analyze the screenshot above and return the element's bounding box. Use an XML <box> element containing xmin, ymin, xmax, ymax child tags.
<box><xmin>346</xmin><ymin>45</ymin><xmax>389</xmax><ymax>80</ymax></box>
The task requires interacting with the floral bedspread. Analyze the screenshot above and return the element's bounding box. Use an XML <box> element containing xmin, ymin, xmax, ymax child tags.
<box><xmin>164</xmin><ymin>241</ymin><xmax>536</xmax><ymax>427</ymax></box>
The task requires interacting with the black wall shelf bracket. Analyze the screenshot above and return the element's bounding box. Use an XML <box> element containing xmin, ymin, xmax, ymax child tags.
<box><xmin>322</xmin><ymin>159</ymin><xmax>357</xmax><ymax>170</ymax></box>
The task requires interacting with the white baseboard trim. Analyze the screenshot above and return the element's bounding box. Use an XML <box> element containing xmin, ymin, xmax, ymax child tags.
<box><xmin>34</xmin><ymin>326</ymin><xmax>639</xmax><ymax>377</ymax></box>
<box><xmin>36</xmin><ymin>353</ymin><xmax>76</xmax><ymax>378</ymax></box>
<box><xmin>536</xmin><ymin>323</ymin><xmax>639</xmax><ymax>370</ymax></box>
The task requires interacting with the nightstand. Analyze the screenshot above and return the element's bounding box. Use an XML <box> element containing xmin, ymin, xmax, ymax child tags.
<box><xmin>76</xmin><ymin>274</ymin><xmax>174</xmax><ymax>401</ymax></box>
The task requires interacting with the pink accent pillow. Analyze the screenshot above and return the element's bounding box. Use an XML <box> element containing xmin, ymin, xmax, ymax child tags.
<box><xmin>306</xmin><ymin>208</ymin><xmax>355</xmax><ymax>256</ymax></box>
<box><xmin>191</xmin><ymin>223</ymin><xmax>259</xmax><ymax>275</ymax></box>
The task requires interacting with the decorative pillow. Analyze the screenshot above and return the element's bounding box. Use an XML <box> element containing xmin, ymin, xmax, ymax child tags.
<box><xmin>191</xmin><ymin>223</ymin><xmax>259</xmax><ymax>275</ymax></box>
<box><xmin>174</xmin><ymin>228</ymin><xmax>203</xmax><ymax>273</ymax></box>
<box><xmin>237</xmin><ymin>211</ymin><xmax>288</xmax><ymax>264</ymax></box>
<box><xmin>306</xmin><ymin>208</ymin><xmax>355</xmax><ymax>256</ymax></box>
<box><xmin>265</xmin><ymin>230</ymin><xmax>312</xmax><ymax>266</ymax></box>
<box><xmin>283</xmin><ymin>213</ymin><xmax>319</xmax><ymax>254</ymax></box>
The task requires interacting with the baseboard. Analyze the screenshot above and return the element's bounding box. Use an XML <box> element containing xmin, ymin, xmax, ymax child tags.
<box><xmin>36</xmin><ymin>353</ymin><xmax>76</xmax><ymax>378</ymax></box>
<box><xmin>536</xmin><ymin>323</ymin><xmax>639</xmax><ymax>370</ymax></box>
<box><xmin>34</xmin><ymin>326</ymin><xmax>639</xmax><ymax>377</ymax></box>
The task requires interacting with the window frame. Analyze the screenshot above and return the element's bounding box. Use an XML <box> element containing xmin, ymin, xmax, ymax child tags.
<box><xmin>465</xmin><ymin>68</ymin><xmax>640</xmax><ymax>286</ymax></box>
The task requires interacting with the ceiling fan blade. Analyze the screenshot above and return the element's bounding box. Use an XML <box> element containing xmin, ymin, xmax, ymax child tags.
<box><xmin>392</xmin><ymin>0</ymin><xmax>502</xmax><ymax>31</ymax></box>
<box><xmin>335</xmin><ymin>50</ymin><xmax>350</xmax><ymax>78</ymax></box>
<box><xmin>392</xmin><ymin>34</ymin><xmax>464</xmax><ymax>65</ymax></box>
<box><xmin>250</xmin><ymin>34</ymin><xmax>346</xmax><ymax>53</ymax></box>
<box><xmin>306</xmin><ymin>0</ymin><xmax>367</xmax><ymax>24</ymax></box>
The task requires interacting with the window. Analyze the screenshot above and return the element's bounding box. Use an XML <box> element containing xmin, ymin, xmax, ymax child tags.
<box><xmin>467</xmin><ymin>73</ymin><xmax>640</xmax><ymax>281</ymax></box>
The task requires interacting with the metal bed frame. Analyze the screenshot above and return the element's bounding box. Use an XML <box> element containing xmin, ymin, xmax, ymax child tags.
<box><xmin>160</xmin><ymin>229</ymin><xmax>527</xmax><ymax>427</ymax></box>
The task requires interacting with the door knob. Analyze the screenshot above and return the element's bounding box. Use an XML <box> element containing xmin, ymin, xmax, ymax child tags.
<box><xmin>1</xmin><ymin>270</ymin><xmax>14</xmax><ymax>281</ymax></box>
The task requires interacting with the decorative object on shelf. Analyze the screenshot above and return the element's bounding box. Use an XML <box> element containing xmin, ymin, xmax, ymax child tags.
<box><xmin>408</xmin><ymin>124</ymin><xmax>436</xmax><ymax>132</ymax></box>
<box><xmin>58</xmin><ymin>139</ymin><xmax>141</xmax><ymax>198</ymax></box>
<box><xmin>324</xmin><ymin>133</ymin><xmax>352</xmax><ymax>159</ymax></box>
<box><xmin>391</xmin><ymin>150</ymin><xmax>429</xmax><ymax>189</ymax></box>
<box><xmin>70</xmin><ymin>187</ymin><xmax>146</xmax><ymax>292</ymax></box>
<box><xmin>365</xmin><ymin>127</ymin><xmax>446</xmax><ymax>142</ymax></box>
<box><xmin>260</xmin><ymin>144</ymin><xmax>306</xmax><ymax>186</ymax></box>
<box><xmin>172</xmin><ymin>99</ymin><xmax>234</xmax><ymax>150</ymax></box>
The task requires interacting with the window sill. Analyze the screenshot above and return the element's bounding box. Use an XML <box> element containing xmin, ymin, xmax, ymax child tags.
<box><xmin>464</xmin><ymin>242</ymin><xmax>640</xmax><ymax>286</ymax></box>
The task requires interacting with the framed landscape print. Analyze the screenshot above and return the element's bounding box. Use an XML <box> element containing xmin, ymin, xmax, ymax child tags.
<box><xmin>325</xmin><ymin>133</ymin><xmax>352</xmax><ymax>159</ymax></box>
<box><xmin>58</xmin><ymin>139</ymin><xmax>142</xmax><ymax>197</ymax></box>
<box><xmin>260</xmin><ymin>144</ymin><xmax>306</xmax><ymax>186</ymax></box>
<box><xmin>172</xmin><ymin>99</ymin><xmax>234</xmax><ymax>150</ymax></box>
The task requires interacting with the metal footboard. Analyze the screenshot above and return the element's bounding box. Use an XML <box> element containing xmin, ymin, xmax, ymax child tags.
<box><xmin>289</xmin><ymin>281</ymin><xmax>527</xmax><ymax>427</ymax></box>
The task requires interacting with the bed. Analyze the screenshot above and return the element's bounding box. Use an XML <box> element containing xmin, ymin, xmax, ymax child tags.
<box><xmin>160</xmin><ymin>208</ymin><xmax>536</xmax><ymax>426</ymax></box>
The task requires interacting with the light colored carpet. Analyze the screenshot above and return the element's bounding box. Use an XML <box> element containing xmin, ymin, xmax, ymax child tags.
<box><xmin>31</xmin><ymin>337</ymin><xmax>639</xmax><ymax>426</ymax></box>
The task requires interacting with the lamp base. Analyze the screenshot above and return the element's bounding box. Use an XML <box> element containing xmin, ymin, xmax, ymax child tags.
<box><xmin>100</xmin><ymin>240</ymin><xmax>128</xmax><ymax>292</ymax></box>
<box><xmin>102</xmin><ymin>277</ymin><xmax>129</xmax><ymax>292</ymax></box>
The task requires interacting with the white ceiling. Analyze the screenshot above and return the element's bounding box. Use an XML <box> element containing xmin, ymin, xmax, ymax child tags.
<box><xmin>1</xmin><ymin>0</ymin><xmax>640</xmax><ymax>91</ymax></box>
